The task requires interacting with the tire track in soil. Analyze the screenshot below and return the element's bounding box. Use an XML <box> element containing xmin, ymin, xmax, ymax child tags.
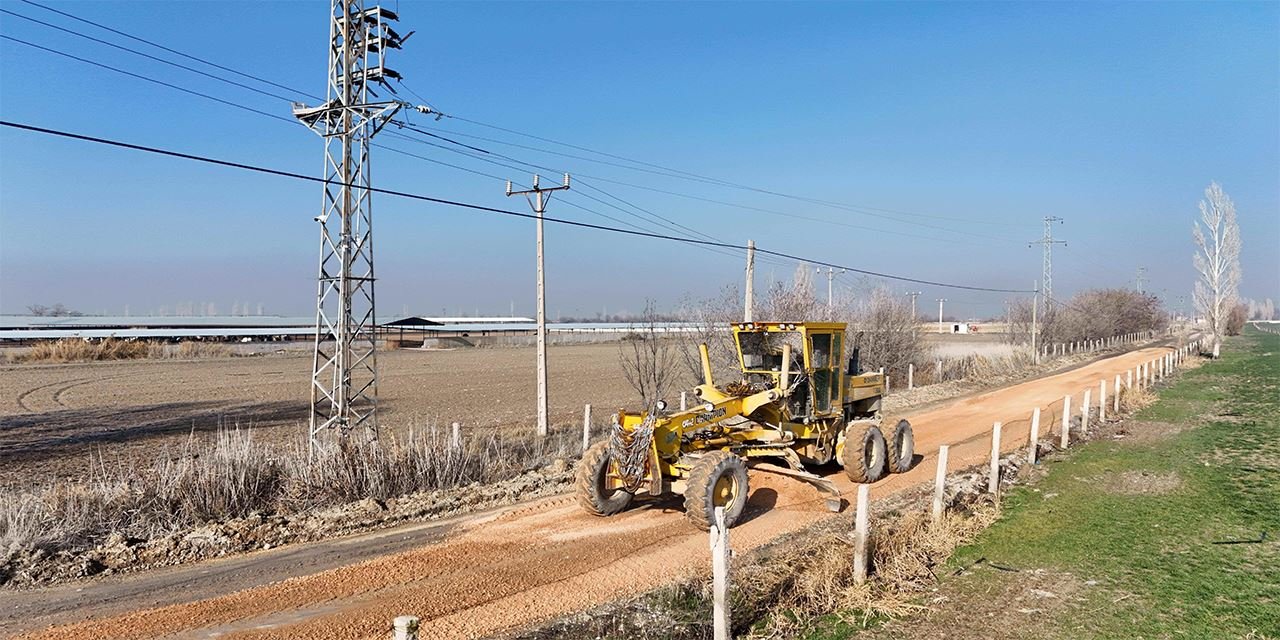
<box><xmin>14</xmin><ymin>377</ymin><xmax>91</xmax><ymax>413</ymax></box>
<box><xmin>6</xmin><ymin>346</ymin><xmax>1178</xmax><ymax>640</ymax></box>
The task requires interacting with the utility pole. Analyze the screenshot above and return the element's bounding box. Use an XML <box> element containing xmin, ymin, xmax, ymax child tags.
<box><xmin>507</xmin><ymin>173</ymin><xmax>571</xmax><ymax>437</ymax></box>
<box><xmin>818</xmin><ymin>266</ymin><xmax>846</xmax><ymax>318</ymax></box>
<box><xmin>293</xmin><ymin>0</ymin><xmax>415</xmax><ymax>453</ymax></box>
<box><xmin>937</xmin><ymin>298</ymin><xmax>947</xmax><ymax>334</ymax></box>
<box><xmin>1029</xmin><ymin>216</ymin><xmax>1065</xmax><ymax>304</ymax></box>
<box><xmin>1135</xmin><ymin>266</ymin><xmax>1148</xmax><ymax>293</ymax></box>
<box><xmin>744</xmin><ymin>239</ymin><xmax>755</xmax><ymax>322</ymax></box>
<box><xmin>906</xmin><ymin>291</ymin><xmax>922</xmax><ymax>322</ymax></box>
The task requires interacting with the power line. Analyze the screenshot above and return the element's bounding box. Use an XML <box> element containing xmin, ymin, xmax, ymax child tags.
<box><xmin>0</xmin><ymin>119</ymin><xmax>1033</xmax><ymax>294</ymax></box>
<box><xmin>0</xmin><ymin>8</ymin><xmax>298</xmax><ymax>102</ymax></box>
<box><xmin>0</xmin><ymin>35</ymin><xmax>298</xmax><ymax>126</ymax></box>
<box><xmin>396</xmin><ymin>120</ymin><xmax>1025</xmax><ymax>245</ymax></box>
<box><xmin>17</xmin><ymin>0</ymin><xmax>320</xmax><ymax>101</ymax></box>
<box><xmin>431</xmin><ymin>110</ymin><xmax>1035</xmax><ymax>229</ymax></box>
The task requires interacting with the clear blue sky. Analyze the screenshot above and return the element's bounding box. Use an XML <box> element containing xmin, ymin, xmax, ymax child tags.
<box><xmin>1</xmin><ymin>1</ymin><xmax>1276</xmax><ymax>320</ymax></box>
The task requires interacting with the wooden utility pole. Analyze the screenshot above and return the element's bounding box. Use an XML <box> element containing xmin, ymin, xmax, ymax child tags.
<box><xmin>506</xmin><ymin>174</ymin><xmax>570</xmax><ymax>437</ymax></box>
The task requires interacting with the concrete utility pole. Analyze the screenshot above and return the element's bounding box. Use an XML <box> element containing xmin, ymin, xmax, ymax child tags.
<box><xmin>906</xmin><ymin>291</ymin><xmax>922</xmax><ymax>322</ymax></box>
<box><xmin>507</xmin><ymin>174</ymin><xmax>570</xmax><ymax>437</ymax></box>
<box><xmin>1031</xmin><ymin>281</ymin><xmax>1039</xmax><ymax>363</ymax></box>
<box><xmin>292</xmin><ymin>0</ymin><xmax>416</xmax><ymax>453</ymax></box>
<box><xmin>1029</xmin><ymin>216</ymin><xmax>1066</xmax><ymax>304</ymax></box>
<box><xmin>1135</xmin><ymin>266</ymin><xmax>1148</xmax><ymax>294</ymax></box>
<box><xmin>936</xmin><ymin>298</ymin><xmax>947</xmax><ymax>334</ymax></box>
<box><xmin>744</xmin><ymin>240</ymin><xmax>755</xmax><ymax>322</ymax></box>
<box><xmin>818</xmin><ymin>266</ymin><xmax>846</xmax><ymax>317</ymax></box>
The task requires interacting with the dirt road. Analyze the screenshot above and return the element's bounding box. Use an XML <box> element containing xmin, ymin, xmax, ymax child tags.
<box><xmin>3</xmin><ymin>346</ymin><xmax>1174</xmax><ymax>640</ymax></box>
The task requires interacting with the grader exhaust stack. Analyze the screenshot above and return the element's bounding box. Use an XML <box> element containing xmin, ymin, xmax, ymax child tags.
<box><xmin>576</xmin><ymin>321</ymin><xmax>915</xmax><ymax>530</ymax></box>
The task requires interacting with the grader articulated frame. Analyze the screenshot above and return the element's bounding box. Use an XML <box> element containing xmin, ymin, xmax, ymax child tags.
<box><xmin>576</xmin><ymin>321</ymin><xmax>915</xmax><ymax>530</ymax></box>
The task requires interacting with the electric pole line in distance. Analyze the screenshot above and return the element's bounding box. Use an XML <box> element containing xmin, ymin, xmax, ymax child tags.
<box><xmin>818</xmin><ymin>266</ymin><xmax>846</xmax><ymax>318</ymax></box>
<box><xmin>906</xmin><ymin>291</ymin><xmax>922</xmax><ymax>323</ymax></box>
<box><xmin>507</xmin><ymin>173</ymin><xmax>571</xmax><ymax>438</ymax></box>
<box><xmin>292</xmin><ymin>0</ymin><xmax>417</xmax><ymax>454</ymax></box>
<box><xmin>1135</xmin><ymin>266</ymin><xmax>1148</xmax><ymax>293</ymax></box>
<box><xmin>744</xmin><ymin>239</ymin><xmax>755</xmax><ymax>322</ymax></box>
<box><xmin>1029</xmin><ymin>216</ymin><xmax>1065</xmax><ymax>304</ymax></box>
<box><xmin>937</xmin><ymin>298</ymin><xmax>947</xmax><ymax>334</ymax></box>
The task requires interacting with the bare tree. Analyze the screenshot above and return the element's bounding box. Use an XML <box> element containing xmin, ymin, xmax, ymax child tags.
<box><xmin>618</xmin><ymin>299</ymin><xmax>679</xmax><ymax>405</ymax></box>
<box><xmin>763</xmin><ymin>263</ymin><xmax>818</xmax><ymax>321</ymax></box>
<box><xmin>846</xmin><ymin>288</ymin><xmax>925</xmax><ymax>380</ymax></box>
<box><xmin>673</xmin><ymin>286</ymin><xmax>741</xmax><ymax>384</ymax></box>
<box><xmin>1193</xmin><ymin>182</ymin><xmax>1242</xmax><ymax>357</ymax></box>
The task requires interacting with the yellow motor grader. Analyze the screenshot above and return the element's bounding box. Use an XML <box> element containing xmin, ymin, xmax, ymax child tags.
<box><xmin>576</xmin><ymin>321</ymin><xmax>915</xmax><ymax>530</ymax></box>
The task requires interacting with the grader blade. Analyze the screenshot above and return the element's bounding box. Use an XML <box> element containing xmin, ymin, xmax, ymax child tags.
<box><xmin>752</xmin><ymin>463</ymin><xmax>843</xmax><ymax>513</ymax></box>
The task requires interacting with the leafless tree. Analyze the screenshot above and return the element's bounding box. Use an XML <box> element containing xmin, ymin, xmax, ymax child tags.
<box><xmin>1193</xmin><ymin>182</ymin><xmax>1242</xmax><ymax>357</ymax></box>
<box><xmin>846</xmin><ymin>288</ymin><xmax>925</xmax><ymax>380</ymax></box>
<box><xmin>618</xmin><ymin>299</ymin><xmax>679</xmax><ymax>405</ymax></box>
<box><xmin>1226</xmin><ymin>303</ymin><xmax>1248</xmax><ymax>336</ymax></box>
<box><xmin>763</xmin><ymin>263</ymin><xmax>819</xmax><ymax>321</ymax></box>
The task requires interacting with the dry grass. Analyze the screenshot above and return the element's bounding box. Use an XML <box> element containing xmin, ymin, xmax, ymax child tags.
<box><xmin>735</xmin><ymin>502</ymin><xmax>1002</xmax><ymax>638</ymax></box>
<box><xmin>11</xmin><ymin>339</ymin><xmax>234</xmax><ymax>363</ymax></box>
<box><xmin>0</xmin><ymin>424</ymin><xmax>584</xmax><ymax>557</ymax></box>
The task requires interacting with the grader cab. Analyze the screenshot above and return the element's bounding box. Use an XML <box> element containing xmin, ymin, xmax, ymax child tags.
<box><xmin>576</xmin><ymin>321</ymin><xmax>915</xmax><ymax>530</ymax></box>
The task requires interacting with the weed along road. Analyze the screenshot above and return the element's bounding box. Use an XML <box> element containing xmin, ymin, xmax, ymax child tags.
<box><xmin>5</xmin><ymin>346</ymin><xmax>1177</xmax><ymax>640</ymax></box>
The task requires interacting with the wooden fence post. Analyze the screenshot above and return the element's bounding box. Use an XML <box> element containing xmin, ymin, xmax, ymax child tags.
<box><xmin>581</xmin><ymin>404</ymin><xmax>592</xmax><ymax>453</ymax></box>
<box><xmin>393</xmin><ymin>615</ymin><xmax>420</xmax><ymax>640</ymax></box>
<box><xmin>1060</xmin><ymin>395</ymin><xmax>1071</xmax><ymax>448</ymax></box>
<box><xmin>932</xmin><ymin>445</ymin><xmax>949</xmax><ymax>521</ymax></box>
<box><xmin>711</xmin><ymin>506</ymin><xmax>731</xmax><ymax>640</ymax></box>
<box><xmin>989</xmin><ymin>422</ymin><xmax>1002</xmax><ymax>494</ymax></box>
<box><xmin>1028</xmin><ymin>408</ymin><xmax>1040</xmax><ymax>464</ymax></box>
<box><xmin>854</xmin><ymin>484</ymin><xmax>870</xmax><ymax>584</ymax></box>
<box><xmin>1081</xmin><ymin>389</ymin><xmax>1092</xmax><ymax>436</ymax></box>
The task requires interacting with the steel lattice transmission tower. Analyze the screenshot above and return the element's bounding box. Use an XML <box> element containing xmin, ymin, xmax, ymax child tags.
<box><xmin>293</xmin><ymin>1</ymin><xmax>410</xmax><ymax>451</ymax></box>
<box><xmin>1029</xmin><ymin>216</ymin><xmax>1065</xmax><ymax>303</ymax></box>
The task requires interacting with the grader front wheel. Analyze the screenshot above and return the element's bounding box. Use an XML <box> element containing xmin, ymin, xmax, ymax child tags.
<box><xmin>683</xmin><ymin>451</ymin><xmax>749</xmax><ymax>530</ymax></box>
<box><xmin>575</xmin><ymin>441</ymin><xmax>634</xmax><ymax>517</ymax></box>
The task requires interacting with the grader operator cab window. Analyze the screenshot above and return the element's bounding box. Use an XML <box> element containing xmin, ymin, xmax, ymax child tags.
<box><xmin>737</xmin><ymin>330</ymin><xmax>801</xmax><ymax>374</ymax></box>
<box><xmin>807</xmin><ymin>331</ymin><xmax>842</xmax><ymax>416</ymax></box>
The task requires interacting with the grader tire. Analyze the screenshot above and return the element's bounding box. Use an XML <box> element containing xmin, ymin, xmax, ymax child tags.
<box><xmin>575</xmin><ymin>441</ymin><xmax>634</xmax><ymax>517</ymax></box>
<box><xmin>841</xmin><ymin>422</ymin><xmax>888</xmax><ymax>483</ymax></box>
<box><xmin>887</xmin><ymin>419</ymin><xmax>916</xmax><ymax>473</ymax></box>
<box><xmin>683</xmin><ymin>451</ymin><xmax>749</xmax><ymax>531</ymax></box>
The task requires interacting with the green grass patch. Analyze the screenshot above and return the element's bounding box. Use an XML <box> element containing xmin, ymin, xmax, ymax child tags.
<box><xmin>943</xmin><ymin>332</ymin><xmax>1280</xmax><ymax>638</ymax></box>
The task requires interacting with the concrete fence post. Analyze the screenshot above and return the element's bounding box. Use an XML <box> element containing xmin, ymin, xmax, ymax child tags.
<box><xmin>582</xmin><ymin>404</ymin><xmax>592</xmax><ymax>453</ymax></box>
<box><xmin>1127</xmin><ymin>369</ymin><xmax>1133</xmax><ymax>391</ymax></box>
<box><xmin>711</xmin><ymin>505</ymin><xmax>731</xmax><ymax>640</ymax></box>
<box><xmin>908</xmin><ymin>363</ymin><xmax>914</xmax><ymax>390</ymax></box>
<box><xmin>451</xmin><ymin>422</ymin><xmax>462</xmax><ymax>451</ymax></box>
<box><xmin>1114</xmin><ymin>375</ymin><xmax>1121</xmax><ymax>413</ymax></box>
<box><xmin>854</xmin><ymin>484</ymin><xmax>871</xmax><ymax>584</ymax></box>
<box><xmin>936</xmin><ymin>359</ymin><xmax>943</xmax><ymax>383</ymax></box>
<box><xmin>1060</xmin><ymin>395</ymin><xmax>1071</xmax><ymax>448</ymax></box>
<box><xmin>1028</xmin><ymin>408</ymin><xmax>1041</xmax><ymax>464</ymax></box>
<box><xmin>1082</xmin><ymin>389</ymin><xmax>1092</xmax><ymax>436</ymax></box>
<box><xmin>1099</xmin><ymin>379</ymin><xmax>1107</xmax><ymax>422</ymax></box>
<box><xmin>885</xmin><ymin>375</ymin><xmax>891</xmax><ymax>395</ymax></box>
<box><xmin>393</xmin><ymin>615</ymin><xmax>420</xmax><ymax>640</ymax></box>
<box><xmin>932</xmin><ymin>445</ymin><xmax>949</xmax><ymax>521</ymax></box>
<box><xmin>680</xmin><ymin>391</ymin><xmax>688</xmax><ymax>411</ymax></box>
<box><xmin>989</xmin><ymin>422</ymin><xmax>1003</xmax><ymax>494</ymax></box>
